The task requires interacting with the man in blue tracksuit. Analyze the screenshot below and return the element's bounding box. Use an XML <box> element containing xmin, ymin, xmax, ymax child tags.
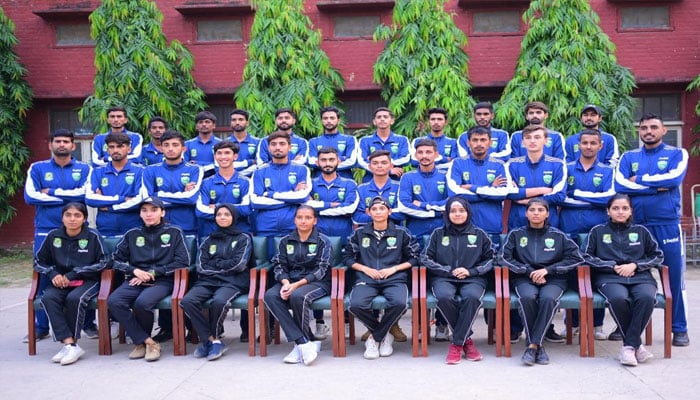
<box><xmin>357</xmin><ymin>107</ymin><xmax>411</xmax><ymax>182</ymax></box>
<box><xmin>560</xmin><ymin>128</ymin><xmax>615</xmax><ymax>339</ymax></box>
<box><xmin>141</xmin><ymin>117</ymin><xmax>167</xmax><ymax>166</ymax></box>
<box><xmin>228</xmin><ymin>109</ymin><xmax>260</xmax><ymax>177</ymax></box>
<box><xmin>352</xmin><ymin>150</ymin><xmax>404</xmax><ymax>227</ymax></box>
<box><xmin>565</xmin><ymin>104</ymin><xmax>620</xmax><ymax>166</ymax></box>
<box><xmin>458</xmin><ymin>102</ymin><xmax>511</xmax><ymax>162</ymax></box>
<box><xmin>184</xmin><ymin>111</ymin><xmax>221</xmax><ymax>179</ymax></box>
<box><xmin>250</xmin><ymin>130</ymin><xmax>312</xmax><ymax>240</ymax></box>
<box><xmin>141</xmin><ymin>130</ymin><xmax>203</xmax><ymax>237</ymax></box>
<box><xmin>196</xmin><ymin>140</ymin><xmax>252</xmax><ymax>238</ymax></box>
<box><xmin>24</xmin><ymin>129</ymin><xmax>91</xmax><ymax>341</ymax></box>
<box><xmin>410</xmin><ymin>107</ymin><xmax>458</xmax><ymax>172</ymax></box>
<box><xmin>91</xmin><ymin>106</ymin><xmax>143</xmax><ymax>166</ymax></box>
<box><xmin>85</xmin><ymin>132</ymin><xmax>144</xmax><ymax>236</ymax></box>
<box><xmin>256</xmin><ymin>108</ymin><xmax>309</xmax><ymax>166</ymax></box>
<box><xmin>506</xmin><ymin>124</ymin><xmax>567</xmax><ymax>230</ymax></box>
<box><xmin>510</xmin><ymin>102</ymin><xmax>565</xmax><ymax>160</ymax></box>
<box><xmin>615</xmin><ymin>113</ymin><xmax>690</xmax><ymax>346</ymax></box>
<box><xmin>308</xmin><ymin>106</ymin><xmax>358</xmax><ymax>180</ymax></box>
<box><xmin>398</xmin><ymin>139</ymin><xmax>448</xmax><ymax>238</ymax></box>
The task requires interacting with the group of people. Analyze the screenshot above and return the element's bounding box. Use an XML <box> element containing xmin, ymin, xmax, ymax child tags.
<box><xmin>25</xmin><ymin>101</ymin><xmax>689</xmax><ymax>367</ymax></box>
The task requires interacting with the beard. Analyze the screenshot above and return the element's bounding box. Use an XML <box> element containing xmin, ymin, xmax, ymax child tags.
<box><xmin>528</xmin><ymin>117</ymin><xmax>542</xmax><ymax>125</ymax></box>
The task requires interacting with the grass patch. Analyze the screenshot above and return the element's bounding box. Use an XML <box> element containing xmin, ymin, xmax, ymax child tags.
<box><xmin>0</xmin><ymin>253</ymin><xmax>33</xmax><ymax>287</ymax></box>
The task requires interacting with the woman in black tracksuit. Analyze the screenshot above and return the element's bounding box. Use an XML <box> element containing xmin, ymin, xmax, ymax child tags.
<box><xmin>583</xmin><ymin>193</ymin><xmax>663</xmax><ymax>366</ymax></box>
<box><xmin>421</xmin><ymin>196</ymin><xmax>493</xmax><ymax>364</ymax></box>
<box><xmin>263</xmin><ymin>205</ymin><xmax>333</xmax><ymax>366</ymax></box>
<box><xmin>500</xmin><ymin>198</ymin><xmax>584</xmax><ymax>366</ymax></box>
<box><xmin>35</xmin><ymin>202</ymin><xmax>107</xmax><ymax>365</ymax></box>
<box><xmin>180</xmin><ymin>204</ymin><xmax>253</xmax><ymax>361</ymax></box>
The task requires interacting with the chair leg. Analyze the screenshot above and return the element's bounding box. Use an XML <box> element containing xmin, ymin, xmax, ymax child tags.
<box><xmin>504</xmin><ymin>307</ymin><xmax>512</xmax><ymax>357</ymax></box>
<box><xmin>28</xmin><ymin>302</ymin><xmax>36</xmax><ymax>356</ymax></box>
<box><xmin>645</xmin><ymin>320</ymin><xmax>653</xmax><ymax>346</ymax></box>
<box><xmin>97</xmin><ymin>307</ymin><xmax>111</xmax><ymax>356</ymax></box>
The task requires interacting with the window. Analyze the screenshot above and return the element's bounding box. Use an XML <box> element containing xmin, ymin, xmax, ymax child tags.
<box><xmin>333</xmin><ymin>16</ymin><xmax>380</xmax><ymax>38</ymax></box>
<box><xmin>50</xmin><ymin>109</ymin><xmax>95</xmax><ymax>162</ymax></box>
<box><xmin>196</xmin><ymin>20</ymin><xmax>243</xmax><ymax>42</ymax></box>
<box><xmin>472</xmin><ymin>10</ymin><xmax>522</xmax><ymax>34</ymax></box>
<box><xmin>343</xmin><ymin>99</ymin><xmax>386</xmax><ymax>133</ymax></box>
<box><xmin>56</xmin><ymin>24</ymin><xmax>93</xmax><ymax>46</ymax></box>
<box><xmin>205</xmin><ymin>105</ymin><xmax>235</xmax><ymax>137</ymax></box>
<box><xmin>620</xmin><ymin>6</ymin><xmax>671</xmax><ymax>30</ymax></box>
<box><xmin>622</xmin><ymin>94</ymin><xmax>682</xmax><ymax>149</ymax></box>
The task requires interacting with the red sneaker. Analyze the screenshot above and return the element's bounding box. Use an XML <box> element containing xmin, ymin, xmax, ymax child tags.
<box><xmin>445</xmin><ymin>344</ymin><xmax>462</xmax><ymax>364</ymax></box>
<box><xmin>463</xmin><ymin>338</ymin><xmax>483</xmax><ymax>361</ymax></box>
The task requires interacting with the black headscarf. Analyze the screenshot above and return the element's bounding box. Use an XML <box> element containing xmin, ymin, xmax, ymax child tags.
<box><xmin>210</xmin><ymin>203</ymin><xmax>243</xmax><ymax>239</ymax></box>
<box><xmin>443</xmin><ymin>196</ymin><xmax>473</xmax><ymax>235</ymax></box>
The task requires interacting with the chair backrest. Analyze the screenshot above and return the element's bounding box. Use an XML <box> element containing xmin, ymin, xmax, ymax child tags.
<box><xmin>101</xmin><ymin>236</ymin><xmax>122</xmax><ymax>257</ymax></box>
<box><xmin>578</xmin><ymin>233</ymin><xmax>589</xmax><ymax>249</ymax></box>
<box><xmin>252</xmin><ymin>236</ymin><xmax>268</xmax><ymax>266</ymax></box>
<box><xmin>184</xmin><ymin>235</ymin><xmax>198</xmax><ymax>267</ymax></box>
<box><xmin>327</xmin><ymin>236</ymin><xmax>343</xmax><ymax>266</ymax></box>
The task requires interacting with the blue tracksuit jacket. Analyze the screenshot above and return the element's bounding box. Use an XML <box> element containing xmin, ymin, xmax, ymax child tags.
<box><xmin>195</xmin><ymin>170</ymin><xmax>253</xmax><ymax>237</ymax></box>
<box><xmin>409</xmin><ymin>134</ymin><xmax>459</xmax><ymax>171</ymax></box>
<box><xmin>308</xmin><ymin>132</ymin><xmax>358</xmax><ymax>179</ymax></box>
<box><xmin>228</xmin><ymin>132</ymin><xmax>261</xmax><ymax>177</ymax></box>
<box><xmin>357</xmin><ymin>132</ymin><xmax>411</xmax><ymax>178</ymax></box>
<box><xmin>256</xmin><ymin>132</ymin><xmax>309</xmax><ymax>166</ymax></box>
<box><xmin>352</xmin><ymin>179</ymin><xmax>404</xmax><ymax>225</ymax></box>
<box><xmin>85</xmin><ymin>161</ymin><xmax>145</xmax><ymax>236</ymax></box>
<box><xmin>510</xmin><ymin>128</ymin><xmax>566</xmax><ymax>160</ymax></box>
<box><xmin>398</xmin><ymin>168</ymin><xmax>448</xmax><ymax>237</ymax></box>
<box><xmin>91</xmin><ymin>130</ymin><xmax>144</xmax><ymax>166</ymax></box>
<box><xmin>306</xmin><ymin>175</ymin><xmax>359</xmax><ymax>241</ymax></box>
<box><xmin>141</xmin><ymin>143</ymin><xmax>163</xmax><ymax>166</ymax></box>
<box><xmin>184</xmin><ymin>135</ymin><xmax>222</xmax><ymax>175</ymax></box>
<box><xmin>565</xmin><ymin>130</ymin><xmax>619</xmax><ymax>166</ymax></box>
<box><xmin>457</xmin><ymin>127</ymin><xmax>511</xmax><ymax>162</ymax></box>
<box><xmin>559</xmin><ymin>160</ymin><xmax>615</xmax><ymax>235</ymax></box>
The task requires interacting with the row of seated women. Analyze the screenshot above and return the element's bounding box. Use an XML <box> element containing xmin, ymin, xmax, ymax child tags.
<box><xmin>34</xmin><ymin>193</ymin><xmax>662</xmax><ymax>367</ymax></box>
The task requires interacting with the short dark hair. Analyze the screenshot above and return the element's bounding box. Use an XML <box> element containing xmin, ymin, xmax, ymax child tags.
<box><xmin>275</xmin><ymin>108</ymin><xmax>296</xmax><ymax>119</ymax></box>
<box><xmin>213</xmin><ymin>140</ymin><xmax>240</xmax><ymax>154</ymax></box>
<box><xmin>639</xmin><ymin>112</ymin><xmax>663</xmax><ymax>125</ymax></box>
<box><xmin>373</xmin><ymin>107</ymin><xmax>393</xmax><ymax>118</ymax></box>
<box><xmin>267</xmin><ymin>130</ymin><xmax>291</xmax><ymax>144</ymax></box>
<box><xmin>579</xmin><ymin>128</ymin><xmax>601</xmax><ymax>141</ymax></box>
<box><xmin>50</xmin><ymin>128</ymin><xmax>74</xmax><ymax>142</ymax></box>
<box><xmin>473</xmin><ymin>101</ymin><xmax>494</xmax><ymax>113</ymax></box>
<box><xmin>160</xmin><ymin>130</ymin><xmax>185</xmax><ymax>144</ymax></box>
<box><xmin>148</xmin><ymin>116</ymin><xmax>168</xmax><ymax>129</ymax></box>
<box><xmin>368</xmin><ymin>149</ymin><xmax>391</xmax><ymax>162</ymax></box>
<box><xmin>105</xmin><ymin>132</ymin><xmax>131</xmax><ymax>146</ymax></box>
<box><xmin>467</xmin><ymin>126</ymin><xmax>491</xmax><ymax>140</ymax></box>
<box><xmin>521</xmin><ymin>124</ymin><xmax>548</xmax><ymax>138</ymax></box>
<box><xmin>106</xmin><ymin>106</ymin><xmax>127</xmax><ymax>117</ymax></box>
<box><xmin>230</xmin><ymin>109</ymin><xmax>249</xmax><ymax>120</ymax></box>
<box><xmin>320</xmin><ymin>106</ymin><xmax>341</xmax><ymax>118</ymax></box>
<box><xmin>195</xmin><ymin>111</ymin><xmax>217</xmax><ymax>123</ymax></box>
<box><xmin>427</xmin><ymin>107</ymin><xmax>448</xmax><ymax>119</ymax></box>
<box><xmin>414</xmin><ymin>138</ymin><xmax>437</xmax><ymax>151</ymax></box>
<box><xmin>318</xmin><ymin>147</ymin><xmax>339</xmax><ymax>156</ymax></box>
<box><xmin>525</xmin><ymin>101</ymin><xmax>548</xmax><ymax>114</ymax></box>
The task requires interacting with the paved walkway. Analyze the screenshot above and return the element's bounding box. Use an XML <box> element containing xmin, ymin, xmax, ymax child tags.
<box><xmin>1</xmin><ymin>268</ymin><xmax>698</xmax><ymax>400</ymax></box>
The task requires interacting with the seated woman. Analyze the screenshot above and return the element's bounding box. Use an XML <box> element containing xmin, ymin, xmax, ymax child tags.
<box><xmin>583</xmin><ymin>194</ymin><xmax>663</xmax><ymax>366</ymax></box>
<box><xmin>421</xmin><ymin>196</ymin><xmax>494</xmax><ymax>364</ymax></box>
<box><xmin>500</xmin><ymin>198</ymin><xmax>583</xmax><ymax>366</ymax></box>
<box><xmin>263</xmin><ymin>205</ymin><xmax>332</xmax><ymax>366</ymax></box>
<box><xmin>180</xmin><ymin>204</ymin><xmax>253</xmax><ymax>361</ymax></box>
<box><xmin>34</xmin><ymin>202</ymin><xmax>107</xmax><ymax>365</ymax></box>
<box><xmin>108</xmin><ymin>197</ymin><xmax>189</xmax><ymax>362</ymax></box>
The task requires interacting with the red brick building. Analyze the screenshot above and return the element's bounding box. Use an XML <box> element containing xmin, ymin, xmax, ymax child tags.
<box><xmin>1</xmin><ymin>0</ymin><xmax>699</xmax><ymax>246</ymax></box>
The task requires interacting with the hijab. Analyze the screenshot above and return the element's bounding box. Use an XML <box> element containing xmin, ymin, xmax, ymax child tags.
<box><xmin>210</xmin><ymin>203</ymin><xmax>243</xmax><ymax>238</ymax></box>
<box><xmin>443</xmin><ymin>196</ymin><xmax>473</xmax><ymax>235</ymax></box>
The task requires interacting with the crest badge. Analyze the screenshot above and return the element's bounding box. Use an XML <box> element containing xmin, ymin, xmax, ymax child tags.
<box><xmin>232</xmin><ymin>188</ymin><xmax>240</xmax><ymax>198</ymax></box>
<box><xmin>125</xmin><ymin>175</ymin><xmax>135</xmax><ymax>185</ymax></box>
<box><xmin>248</xmin><ymin>144</ymin><xmax>256</xmax><ymax>154</ymax></box>
<box><xmin>387</xmin><ymin>237</ymin><xmax>397</xmax><ymax>247</ymax></box>
<box><xmin>308</xmin><ymin>244</ymin><xmax>317</xmax><ymax>254</ymax></box>
<box><xmin>593</xmin><ymin>177</ymin><xmax>602</xmax><ymax>187</ymax></box>
<box><xmin>160</xmin><ymin>234</ymin><xmax>171</xmax><ymax>244</ymax></box>
<box><xmin>288</xmin><ymin>174</ymin><xmax>297</xmax><ymax>185</ymax></box>
<box><xmin>264</xmin><ymin>178</ymin><xmax>271</xmax><ymax>188</ymax></box>
<box><xmin>441</xmin><ymin>236</ymin><xmax>450</xmax><ymax>246</ymax></box>
<box><xmin>602</xmin><ymin>234</ymin><xmax>612</xmax><ymax>244</ymax></box>
<box><xmin>412</xmin><ymin>185</ymin><xmax>421</xmax><ymax>195</ymax></box>
<box><xmin>316</xmin><ymin>145</ymin><xmax>323</xmax><ymax>151</ymax></box>
<box><xmin>190</xmin><ymin>149</ymin><xmax>197</xmax><ymax>157</ymax></box>
<box><xmin>286</xmin><ymin>244</ymin><xmax>295</xmax><ymax>254</ymax></box>
<box><xmin>491</xmin><ymin>140</ymin><xmax>498</xmax><ymax>149</ymax></box>
<box><xmin>338</xmin><ymin>188</ymin><xmax>346</xmax><ymax>200</ymax></box>
<box><xmin>291</xmin><ymin>143</ymin><xmax>299</xmax><ymax>154</ymax></box>
<box><xmin>519</xmin><ymin>177</ymin><xmax>526</xmax><ymax>187</ymax></box>
<box><xmin>437</xmin><ymin>183</ymin><xmax>445</xmax><ymax>194</ymax></box>
<box><xmin>210</xmin><ymin>190</ymin><xmax>217</xmax><ymax>199</ymax></box>
<box><xmin>209</xmin><ymin>244</ymin><xmax>217</xmax><ymax>255</ymax></box>
<box><xmin>45</xmin><ymin>172</ymin><xmax>54</xmax><ymax>181</ymax></box>
<box><xmin>136</xmin><ymin>236</ymin><xmax>145</xmax><ymax>247</ymax></box>
<box><xmin>519</xmin><ymin>237</ymin><xmax>528</xmax><ymax>247</ymax></box>
<box><xmin>101</xmin><ymin>177</ymin><xmax>109</xmax><ymax>187</ymax></box>
<box><xmin>78</xmin><ymin>239</ymin><xmax>88</xmax><ymax>249</ymax></box>
<box><xmin>338</xmin><ymin>142</ymin><xmax>346</xmax><ymax>151</ymax></box>
<box><xmin>388</xmin><ymin>195</ymin><xmax>396</xmax><ymax>205</ymax></box>
<box><xmin>487</xmin><ymin>173</ymin><xmax>495</xmax><ymax>183</ymax></box>
<box><xmin>462</xmin><ymin>171</ymin><xmax>470</xmax><ymax>182</ymax></box>
<box><xmin>231</xmin><ymin>241</ymin><xmax>237</xmax><ymax>248</ymax></box>
<box><xmin>573</xmin><ymin>144</ymin><xmax>579</xmax><ymax>153</ymax></box>
<box><xmin>631</xmin><ymin>162</ymin><xmax>639</xmax><ymax>172</ymax></box>
<box><xmin>180</xmin><ymin>175</ymin><xmax>190</xmax><ymax>185</ymax></box>
<box><xmin>628</xmin><ymin>232</ymin><xmax>639</xmax><ymax>243</ymax></box>
<box><xmin>365</xmin><ymin>197</ymin><xmax>372</xmax><ymax>206</ymax></box>
<box><xmin>72</xmin><ymin>172</ymin><xmax>81</xmax><ymax>182</ymax></box>
<box><xmin>546</xmin><ymin>137</ymin><xmax>553</xmax><ymax>148</ymax></box>
<box><xmin>657</xmin><ymin>160</ymin><xmax>668</xmax><ymax>170</ymax></box>
<box><xmin>444</xmin><ymin>145</ymin><xmax>452</xmax><ymax>153</ymax></box>
<box><xmin>156</xmin><ymin>177</ymin><xmax>164</xmax><ymax>187</ymax></box>
<box><xmin>468</xmin><ymin>235</ymin><xmax>477</xmax><ymax>245</ymax></box>
<box><xmin>370</xmin><ymin>146</ymin><xmax>376</xmax><ymax>153</ymax></box>
<box><xmin>390</xmin><ymin>143</ymin><xmax>399</xmax><ymax>154</ymax></box>
<box><xmin>362</xmin><ymin>237</ymin><xmax>371</xmax><ymax>248</ymax></box>
<box><xmin>53</xmin><ymin>238</ymin><xmax>62</xmax><ymax>248</ymax></box>
<box><xmin>543</xmin><ymin>174</ymin><xmax>552</xmax><ymax>185</ymax></box>
<box><xmin>544</xmin><ymin>238</ymin><xmax>555</xmax><ymax>248</ymax></box>
<box><xmin>568</xmin><ymin>176</ymin><xmax>575</xmax><ymax>185</ymax></box>
<box><xmin>313</xmin><ymin>193</ymin><xmax>320</xmax><ymax>200</ymax></box>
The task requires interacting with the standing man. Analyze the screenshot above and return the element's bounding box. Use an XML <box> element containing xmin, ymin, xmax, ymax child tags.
<box><xmin>357</xmin><ymin>107</ymin><xmax>411</xmax><ymax>182</ymax></box>
<box><xmin>560</xmin><ymin>128</ymin><xmax>616</xmax><ymax>340</ymax></box>
<box><xmin>185</xmin><ymin>111</ymin><xmax>221</xmax><ymax>178</ymax></box>
<box><xmin>398</xmin><ymin>139</ymin><xmax>448</xmax><ymax>238</ymax></box>
<box><xmin>565</xmin><ymin>104</ymin><xmax>620</xmax><ymax>166</ymax></box>
<box><xmin>410</xmin><ymin>107</ymin><xmax>458</xmax><ymax>172</ymax></box>
<box><xmin>257</xmin><ymin>108</ymin><xmax>309</xmax><ymax>166</ymax></box>
<box><xmin>352</xmin><ymin>150</ymin><xmax>404</xmax><ymax>227</ymax></box>
<box><xmin>85</xmin><ymin>132</ymin><xmax>145</xmax><ymax>236</ymax></box>
<box><xmin>615</xmin><ymin>113</ymin><xmax>689</xmax><ymax>346</ymax></box>
<box><xmin>91</xmin><ymin>106</ymin><xmax>144</xmax><ymax>166</ymax></box>
<box><xmin>228</xmin><ymin>109</ymin><xmax>260</xmax><ymax>177</ymax></box>
<box><xmin>24</xmin><ymin>129</ymin><xmax>91</xmax><ymax>342</ymax></box>
<box><xmin>509</xmin><ymin>102</ymin><xmax>565</xmax><ymax>160</ymax></box>
<box><xmin>458</xmin><ymin>102</ymin><xmax>511</xmax><ymax>162</ymax></box>
<box><xmin>141</xmin><ymin>117</ymin><xmax>167</xmax><ymax>166</ymax></box>
<box><xmin>308</xmin><ymin>106</ymin><xmax>358</xmax><ymax>179</ymax></box>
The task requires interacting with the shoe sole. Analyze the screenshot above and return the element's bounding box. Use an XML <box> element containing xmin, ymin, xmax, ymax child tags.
<box><xmin>522</xmin><ymin>359</ymin><xmax>535</xmax><ymax>366</ymax></box>
<box><xmin>465</xmin><ymin>355</ymin><xmax>483</xmax><ymax>362</ymax></box>
<box><xmin>60</xmin><ymin>350</ymin><xmax>85</xmax><ymax>366</ymax></box>
<box><xmin>446</xmin><ymin>359</ymin><xmax>462</xmax><ymax>365</ymax></box>
<box><xmin>207</xmin><ymin>353</ymin><xmax>224</xmax><ymax>361</ymax></box>
<box><xmin>544</xmin><ymin>338</ymin><xmax>565</xmax><ymax>343</ymax></box>
<box><xmin>621</xmin><ymin>360</ymin><xmax>638</xmax><ymax>367</ymax></box>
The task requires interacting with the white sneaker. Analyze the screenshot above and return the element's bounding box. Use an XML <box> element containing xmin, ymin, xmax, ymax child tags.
<box><xmin>60</xmin><ymin>344</ymin><xmax>85</xmax><ymax>365</ymax></box>
<box><xmin>379</xmin><ymin>333</ymin><xmax>394</xmax><ymax>357</ymax></box>
<box><xmin>110</xmin><ymin>321</ymin><xmax>120</xmax><ymax>340</ymax></box>
<box><xmin>52</xmin><ymin>345</ymin><xmax>70</xmax><ymax>363</ymax></box>
<box><xmin>635</xmin><ymin>344</ymin><xmax>654</xmax><ymax>363</ymax></box>
<box><xmin>283</xmin><ymin>345</ymin><xmax>302</xmax><ymax>364</ymax></box>
<box><xmin>558</xmin><ymin>327</ymin><xmax>579</xmax><ymax>337</ymax></box>
<box><xmin>364</xmin><ymin>336</ymin><xmax>379</xmax><ymax>360</ymax></box>
<box><xmin>313</xmin><ymin>340</ymin><xmax>322</xmax><ymax>353</ymax></box>
<box><xmin>314</xmin><ymin>322</ymin><xmax>329</xmax><ymax>340</ymax></box>
<box><xmin>435</xmin><ymin>326</ymin><xmax>450</xmax><ymax>342</ymax></box>
<box><xmin>619</xmin><ymin>345</ymin><xmax>638</xmax><ymax>367</ymax></box>
<box><xmin>299</xmin><ymin>341</ymin><xmax>318</xmax><ymax>366</ymax></box>
<box><xmin>594</xmin><ymin>326</ymin><xmax>607</xmax><ymax>341</ymax></box>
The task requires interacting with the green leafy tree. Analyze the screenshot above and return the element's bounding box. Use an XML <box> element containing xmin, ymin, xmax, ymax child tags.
<box><xmin>235</xmin><ymin>0</ymin><xmax>344</xmax><ymax>138</ymax></box>
<box><xmin>373</xmin><ymin>0</ymin><xmax>475</xmax><ymax>140</ymax></box>
<box><xmin>0</xmin><ymin>7</ymin><xmax>32</xmax><ymax>225</ymax></box>
<box><xmin>687</xmin><ymin>74</ymin><xmax>700</xmax><ymax>156</ymax></box>
<box><xmin>495</xmin><ymin>0</ymin><xmax>636</xmax><ymax>142</ymax></box>
<box><xmin>80</xmin><ymin>0</ymin><xmax>206</xmax><ymax>136</ymax></box>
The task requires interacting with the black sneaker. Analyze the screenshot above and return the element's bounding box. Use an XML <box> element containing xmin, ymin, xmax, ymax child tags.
<box><xmin>22</xmin><ymin>330</ymin><xmax>50</xmax><ymax>343</ymax></box>
<box><xmin>82</xmin><ymin>326</ymin><xmax>99</xmax><ymax>339</ymax></box>
<box><xmin>152</xmin><ymin>329</ymin><xmax>173</xmax><ymax>342</ymax></box>
<box><xmin>544</xmin><ymin>325</ymin><xmax>565</xmax><ymax>343</ymax></box>
<box><xmin>535</xmin><ymin>346</ymin><xmax>550</xmax><ymax>365</ymax></box>
<box><xmin>510</xmin><ymin>331</ymin><xmax>522</xmax><ymax>344</ymax></box>
<box><xmin>521</xmin><ymin>347</ymin><xmax>537</xmax><ymax>366</ymax></box>
<box><xmin>608</xmin><ymin>327</ymin><xmax>623</xmax><ymax>341</ymax></box>
<box><xmin>672</xmin><ymin>332</ymin><xmax>690</xmax><ymax>347</ymax></box>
